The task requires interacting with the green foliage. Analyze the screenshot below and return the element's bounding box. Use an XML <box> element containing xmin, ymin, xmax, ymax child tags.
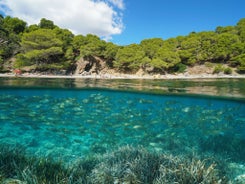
<box><xmin>213</xmin><ymin>33</ymin><xmax>240</xmax><ymax>61</ymax></box>
<box><xmin>231</xmin><ymin>54</ymin><xmax>245</xmax><ymax>65</ymax></box>
<box><xmin>1</xmin><ymin>15</ymin><xmax>245</xmax><ymax>75</ymax></box>
<box><xmin>114</xmin><ymin>44</ymin><xmax>145</xmax><ymax>72</ymax></box>
<box><xmin>179</xmin><ymin>34</ymin><xmax>200</xmax><ymax>65</ymax></box>
<box><xmin>64</xmin><ymin>47</ymin><xmax>74</xmax><ymax>60</ymax></box>
<box><xmin>231</xmin><ymin>53</ymin><xmax>245</xmax><ymax>73</ymax></box>
<box><xmin>103</xmin><ymin>42</ymin><xmax>120</xmax><ymax>67</ymax></box>
<box><xmin>237</xmin><ymin>66</ymin><xmax>245</xmax><ymax>73</ymax></box>
<box><xmin>14</xmin><ymin>54</ymin><xmax>32</xmax><ymax>68</ymax></box>
<box><xmin>205</xmin><ymin>62</ymin><xmax>214</xmax><ymax>67</ymax></box>
<box><xmin>19</xmin><ymin>29</ymin><xmax>64</xmax><ymax>68</ymax></box>
<box><xmin>35</xmin><ymin>62</ymin><xmax>70</xmax><ymax>71</ymax></box>
<box><xmin>79</xmin><ymin>34</ymin><xmax>106</xmax><ymax>57</ymax></box>
<box><xmin>21</xmin><ymin>29</ymin><xmax>62</xmax><ymax>51</ymax></box>
<box><xmin>25</xmin><ymin>47</ymin><xmax>63</xmax><ymax>64</ymax></box>
<box><xmin>215</xmin><ymin>26</ymin><xmax>237</xmax><ymax>35</ymax></box>
<box><xmin>54</xmin><ymin>27</ymin><xmax>74</xmax><ymax>50</ymax></box>
<box><xmin>0</xmin><ymin>56</ymin><xmax>3</xmax><ymax>70</ymax></box>
<box><xmin>163</xmin><ymin>37</ymin><xmax>181</xmax><ymax>51</ymax></box>
<box><xmin>196</xmin><ymin>32</ymin><xmax>217</xmax><ymax>62</ymax></box>
<box><xmin>71</xmin><ymin>35</ymin><xmax>87</xmax><ymax>59</ymax></box>
<box><xmin>172</xmin><ymin>63</ymin><xmax>187</xmax><ymax>73</ymax></box>
<box><xmin>236</xmin><ymin>18</ymin><xmax>245</xmax><ymax>42</ymax></box>
<box><xmin>25</xmin><ymin>24</ymin><xmax>39</xmax><ymax>33</ymax></box>
<box><xmin>150</xmin><ymin>58</ymin><xmax>167</xmax><ymax>71</ymax></box>
<box><xmin>72</xmin><ymin>35</ymin><xmax>87</xmax><ymax>50</ymax></box>
<box><xmin>224</xmin><ymin>67</ymin><xmax>232</xmax><ymax>74</ymax></box>
<box><xmin>2</xmin><ymin>16</ymin><xmax>27</xmax><ymax>34</ymax></box>
<box><xmin>0</xmin><ymin>16</ymin><xmax>24</xmax><ymax>60</ymax></box>
<box><xmin>153</xmin><ymin>47</ymin><xmax>181</xmax><ymax>70</ymax></box>
<box><xmin>140</xmin><ymin>38</ymin><xmax>164</xmax><ymax>59</ymax></box>
<box><xmin>104</xmin><ymin>42</ymin><xmax>120</xmax><ymax>60</ymax></box>
<box><xmin>39</xmin><ymin>18</ymin><xmax>55</xmax><ymax>29</ymax></box>
<box><xmin>70</xmin><ymin>34</ymin><xmax>107</xmax><ymax>59</ymax></box>
<box><xmin>213</xmin><ymin>64</ymin><xmax>225</xmax><ymax>74</ymax></box>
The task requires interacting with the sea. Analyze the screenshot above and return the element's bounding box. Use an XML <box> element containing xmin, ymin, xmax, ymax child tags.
<box><xmin>0</xmin><ymin>77</ymin><xmax>244</xmax><ymax>182</ymax></box>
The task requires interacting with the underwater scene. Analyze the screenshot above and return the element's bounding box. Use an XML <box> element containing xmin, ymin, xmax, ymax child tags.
<box><xmin>0</xmin><ymin>78</ymin><xmax>245</xmax><ymax>184</ymax></box>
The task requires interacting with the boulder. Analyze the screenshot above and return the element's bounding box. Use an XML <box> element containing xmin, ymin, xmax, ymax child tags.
<box><xmin>74</xmin><ymin>56</ymin><xmax>107</xmax><ymax>75</ymax></box>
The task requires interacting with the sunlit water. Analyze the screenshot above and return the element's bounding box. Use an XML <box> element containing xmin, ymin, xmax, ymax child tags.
<box><xmin>0</xmin><ymin>78</ymin><xmax>245</xmax><ymax>181</ymax></box>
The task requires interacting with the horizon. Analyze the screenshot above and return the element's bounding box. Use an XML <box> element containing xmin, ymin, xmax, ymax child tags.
<box><xmin>0</xmin><ymin>0</ymin><xmax>245</xmax><ymax>45</ymax></box>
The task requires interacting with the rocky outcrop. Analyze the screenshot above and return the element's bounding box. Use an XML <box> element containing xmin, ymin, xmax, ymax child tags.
<box><xmin>74</xmin><ymin>56</ymin><xmax>108</xmax><ymax>75</ymax></box>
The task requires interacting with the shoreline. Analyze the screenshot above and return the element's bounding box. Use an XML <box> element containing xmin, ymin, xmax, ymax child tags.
<box><xmin>0</xmin><ymin>72</ymin><xmax>245</xmax><ymax>80</ymax></box>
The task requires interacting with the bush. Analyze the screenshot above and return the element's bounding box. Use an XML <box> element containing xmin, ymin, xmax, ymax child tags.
<box><xmin>205</xmin><ymin>62</ymin><xmax>214</xmax><ymax>68</ymax></box>
<box><xmin>171</xmin><ymin>63</ymin><xmax>187</xmax><ymax>73</ymax></box>
<box><xmin>231</xmin><ymin>54</ymin><xmax>245</xmax><ymax>73</ymax></box>
<box><xmin>237</xmin><ymin>66</ymin><xmax>245</xmax><ymax>73</ymax></box>
<box><xmin>14</xmin><ymin>54</ymin><xmax>32</xmax><ymax>68</ymax></box>
<box><xmin>213</xmin><ymin>64</ymin><xmax>224</xmax><ymax>74</ymax></box>
<box><xmin>0</xmin><ymin>56</ymin><xmax>3</xmax><ymax>71</ymax></box>
<box><xmin>224</xmin><ymin>67</ymin><xmax>232</xmax><ymax>74</ymax></box>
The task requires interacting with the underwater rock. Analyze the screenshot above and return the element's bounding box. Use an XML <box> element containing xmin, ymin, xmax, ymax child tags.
<box><xmin>234</xmin><ymin>174</ymin><xmax>245</xmax><ymax>184</ymax></box>
<box><xmin>228</xmin><ymin>162</ymin><xmax>245</xmax><ymax>183</ymax></box>
<box><xmin>133</xmin><ymin>125</ymin><xmax>142</xmax><ymax>129</ymax></box>
<box><xmin>182</xmin><ymin>107</ymin><xmax>190</xmax><ymax>112</ymax></box>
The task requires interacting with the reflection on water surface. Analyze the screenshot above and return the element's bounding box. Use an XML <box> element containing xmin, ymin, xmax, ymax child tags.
<box><xmin>1</xmin><ymin>77</ymin><xmax>245</xmax><ymax>99</ymax></box>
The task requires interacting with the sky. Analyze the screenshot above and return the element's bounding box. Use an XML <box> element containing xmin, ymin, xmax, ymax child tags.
<box><xmin>0</xmin><ymin>0</ymin><xmax>245</xmax><ymax>45</ymax></box>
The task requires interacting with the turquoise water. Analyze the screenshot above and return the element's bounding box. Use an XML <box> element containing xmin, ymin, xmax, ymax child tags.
<box><xmin>0</xmin><ymin>86</ymin><xmax>244</xmax><ymax>165</ymax></box>
<box><xmin>0</xmin><ymin>78</ymin><xmax>245</xmax><ymax>183</ymax></box>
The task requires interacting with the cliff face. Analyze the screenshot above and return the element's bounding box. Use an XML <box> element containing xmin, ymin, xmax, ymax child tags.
<box><xmin>74</xmin><ymin>56</ymin><xmax>114</xmax><ymax>75</ymax></box>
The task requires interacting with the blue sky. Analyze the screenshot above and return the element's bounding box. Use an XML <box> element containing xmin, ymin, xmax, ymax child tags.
<box><xmin>113</xmin><ymin>0</ymin><xmax>245</xmax><ymax>45</ymax></box>
<box><xmin>0</xmin><ymin>0</ymin><xmax>245</xmax><ymax>45</ymax></box>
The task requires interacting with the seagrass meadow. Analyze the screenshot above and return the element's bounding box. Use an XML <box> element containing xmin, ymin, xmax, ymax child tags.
<box><xmin>0</xmin><ymin>77</ymin><xmax>245</xmax><ymax>184</ymax></box>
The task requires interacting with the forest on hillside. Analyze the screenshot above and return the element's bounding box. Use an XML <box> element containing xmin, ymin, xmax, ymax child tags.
<box><xmin>1</xmin><ymin>15</ymin><xmax>245</xmax><ymax>75</ymax></box>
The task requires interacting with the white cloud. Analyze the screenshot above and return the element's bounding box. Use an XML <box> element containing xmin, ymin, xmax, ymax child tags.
<box><xmin>108</xmin><ymin>0</ymin><xmax>124</xmax><ymax>10</ymax></box>
<box><xmin>0</xmin><ymin>0</ymin><xmax>124</xmax><ymax>39</ymax></box>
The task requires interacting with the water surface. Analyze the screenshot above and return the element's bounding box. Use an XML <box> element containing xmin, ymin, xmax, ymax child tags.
<box><xmin>1</xmin><ymin>77</ymin><xmax>245</xmax><ymax>99</ymax></box>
